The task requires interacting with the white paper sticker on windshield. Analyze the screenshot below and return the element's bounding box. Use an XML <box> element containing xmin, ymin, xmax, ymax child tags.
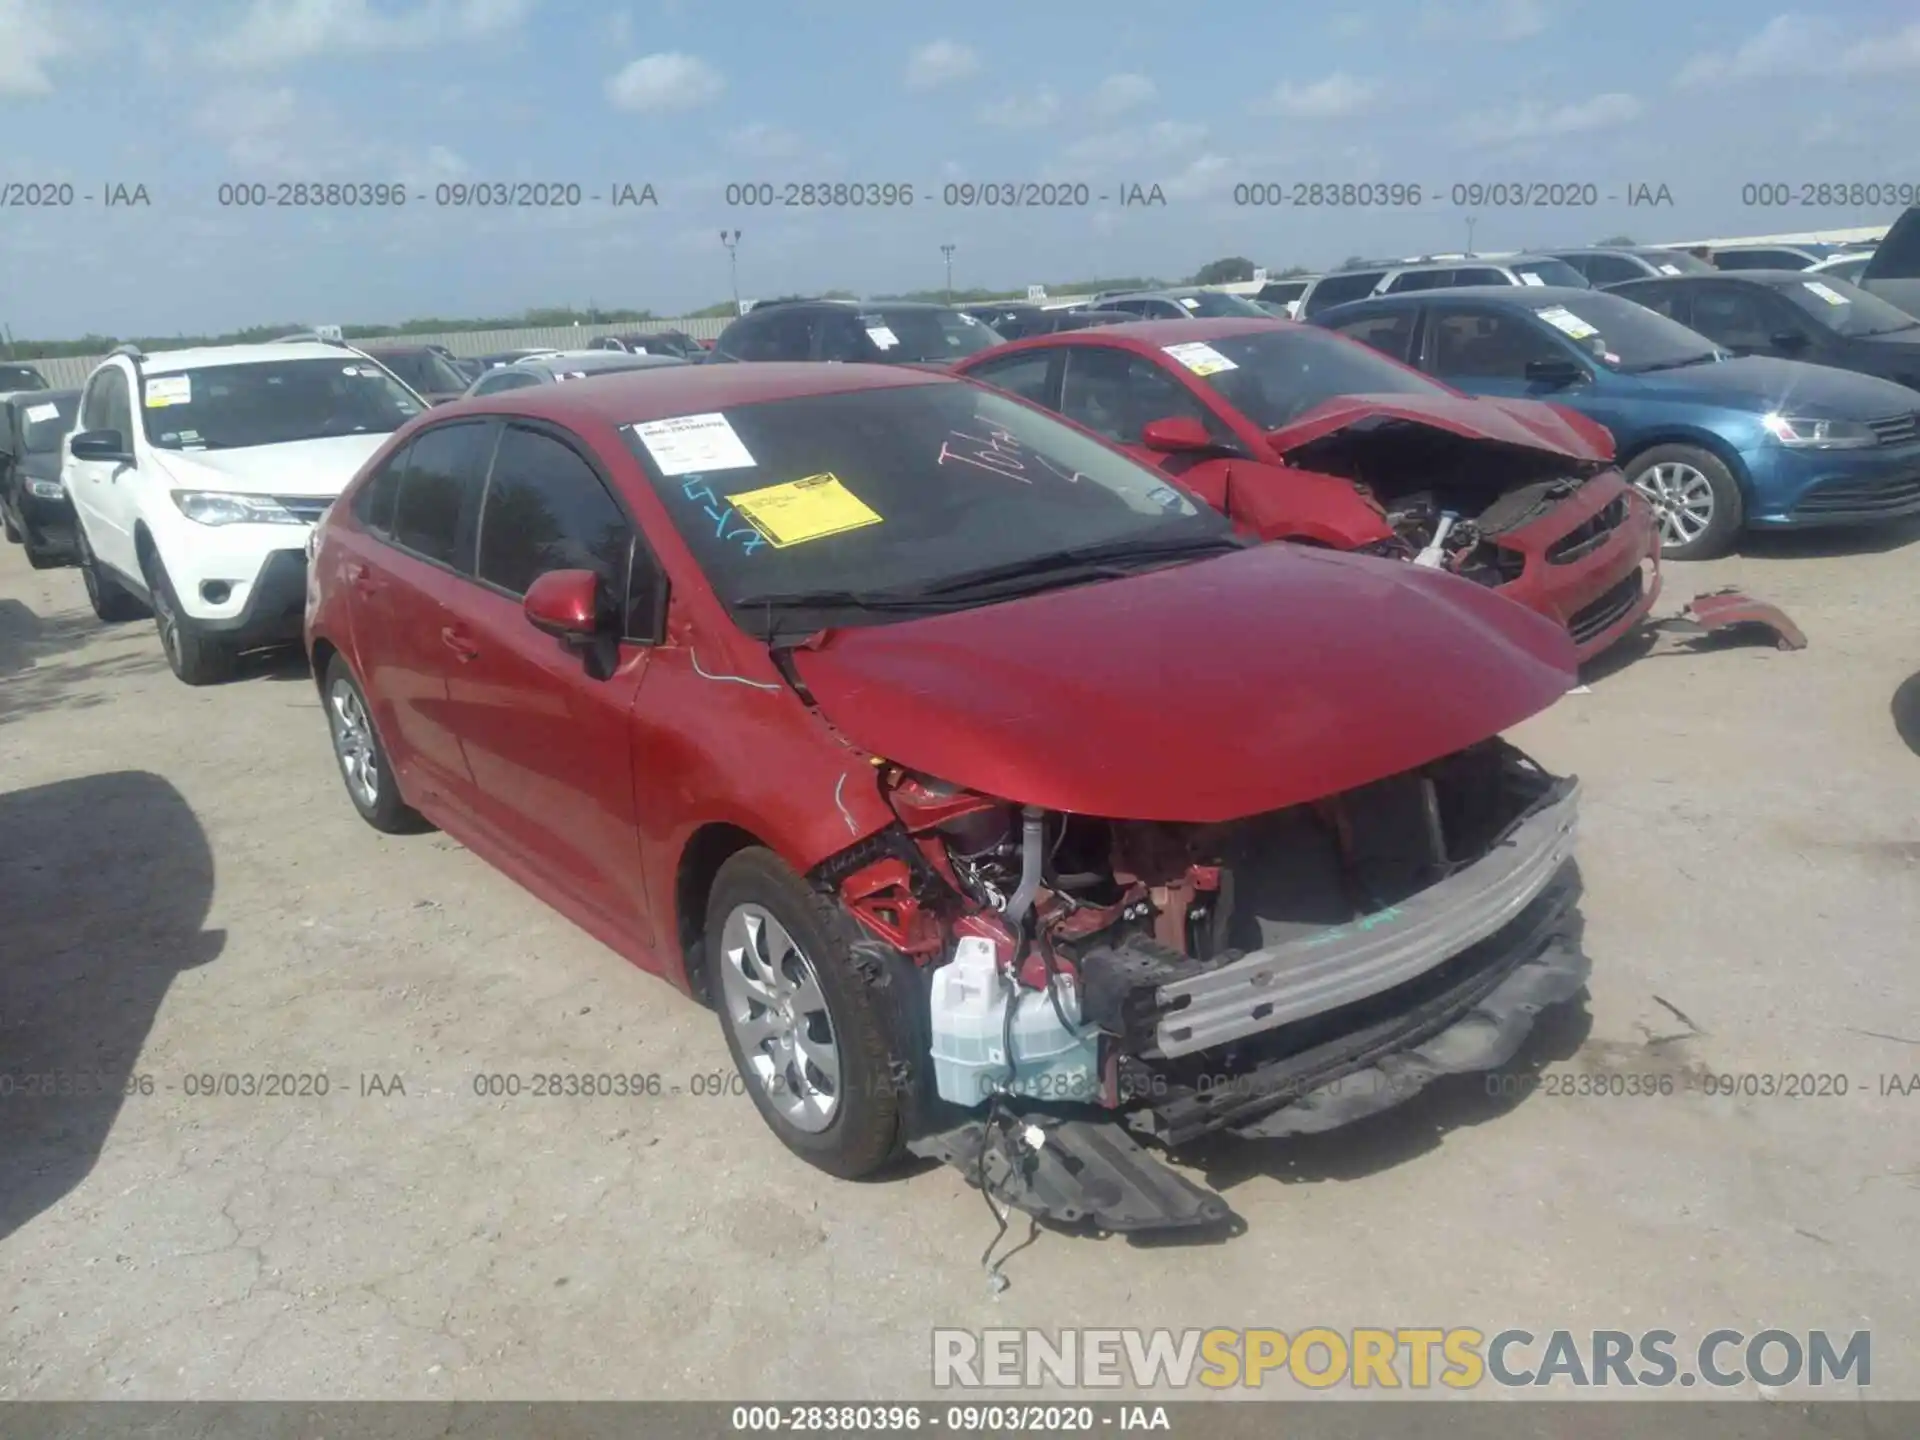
<box><xmin>1657</xmin><ymin>263</ymin><xmax>1682</xmax><ymax>275</ymax></box>
<box><xmin>1802</xmin><ymin>281</ymin><xmax>1850</xmax><ymax>306</ymax></box>
<box><xmin>866</xmin><ymin>326</ymin><xmax>900</xmax><ymax>349</ymax></box>
<box><xmin>1518</xmin><ymin>273</ymin><xmax>1547</xmax><ymax>286</ymax></box>
<box><xmin>1535</xmin><ymin>305</ymin><xmax>1600</xmax><ymax>340</ymax></box>
<box><xmin>630</xmin><ymin>412</ymin><xmax>757</xmax><ymax>476</ymax></box>
<box><xmin>1178</xmin><ymin>297</ymin><xmax>1200</xmax><ymax>309</ymax></box>
<box><xmin>1162</xmin><ymin>341</ymin><xmax>1238</xmax><ymax>376</ymax></box>
<box><xmin>144</xmin><ymin>375</ymin><xmax>192</xmax><ymax>408</ymax></box>
<box><xmin>25</xmin><ymin>402</ymin><xmax>59</xmax><ymax>422</ymax></box>
<box><xmin>958</xmin><ymin>313</ymin><xmax>980</xmax><ymax>325</ymax></box>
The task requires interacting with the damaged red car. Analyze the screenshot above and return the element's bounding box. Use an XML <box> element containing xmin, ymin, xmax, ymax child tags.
<box><xmin>953</xmin><ymin>318</ymin><xmax>1662</xmax><ymax>662</ymax></box>
<box><xmin>306</xmin><ymin>363</ymin><xmax>1593</xmax><ymax>1232</ymax></box>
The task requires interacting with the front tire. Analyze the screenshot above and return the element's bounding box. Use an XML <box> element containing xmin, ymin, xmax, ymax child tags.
<box><xmin>322</xmin><ymin>654</ymin><xmax>432</xmax><ymax>834</ymax></box>
<box><xmin>1625</xmin><ymin>444</ymin><xmax>1743</xmax><ymax>561</ymax></box>
<box><xmin>146</xmin><ymin>553</ymin><xmax>236</xmax><ymax>685</ymax></box>
<box><xmin>75</xmin><ymin>521</ymin><xmax>145</xmax><ymax>622</ymax></box>
<box><xmin>705</xmin><ymin>847</ymin><xmax>908</xmax><ymax>1179</ymax></box>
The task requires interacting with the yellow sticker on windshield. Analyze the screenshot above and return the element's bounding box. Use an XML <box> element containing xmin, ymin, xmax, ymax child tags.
<box><xmin>726</xmin><ymin>473</ymin><xmax>882</xmax><ymax>548</ymax></box>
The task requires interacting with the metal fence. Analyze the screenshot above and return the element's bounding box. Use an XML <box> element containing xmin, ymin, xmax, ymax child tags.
<box><xmin>16</xmin><ymin>317</ymin><xmax>737</xmax><ymax>392</ymax></box>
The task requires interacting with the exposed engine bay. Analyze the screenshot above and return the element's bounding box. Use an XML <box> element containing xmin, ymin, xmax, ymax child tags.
<box><xmin>812</xmin><ymin>736</ymin><xmax>1592</xmax><ymax>1233</ymax></box>
<box><xmin>1281</xmin><ymin>417</ymin><xmax>1617</xmax><ymax>586</ymax></box>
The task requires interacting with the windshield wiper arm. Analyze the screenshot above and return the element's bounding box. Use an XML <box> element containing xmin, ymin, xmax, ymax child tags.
<box><xmin>913</xmin><ymin>533</ymin><xmax>1248</xmax><ymax>597</ymax></box>
<box><xmin>1627</xmin><ymin>352</ymin><xmax>1722</xmax><ymax>374</ymax></box>
<box><xmin>730</xmin><ymin>587</ymin><xmax>957</xmax><ymax>613</ymax></box>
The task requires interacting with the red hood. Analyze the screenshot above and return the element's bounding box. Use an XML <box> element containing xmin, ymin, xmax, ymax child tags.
<box><xmin>1267</xmin><ymin>392</ymin><xmax>1615</xmax><ymax>463</ymax></box>
<box><xmin>790</xmin><ymin>544</ymin><xmax>1576</xmax><ymax>823</ymax></box>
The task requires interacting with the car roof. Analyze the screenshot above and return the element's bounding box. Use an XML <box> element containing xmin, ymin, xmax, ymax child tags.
<box><xmin>1624</xmin><ymin>269</ymin><xmax>1814</xmax><ymax>286</ymax></box>
<box><xmin>972</xmin><ymin>316</ymin><xmax>1294</xmax><ymax>352</ymax></box>
<box><xmin>1319</xmin><ymin>285</ymin><xmax>1598</xmax><ymax>316</ymax></box>
<box><xmin>440</xmin><ymin>360</ymin><xmax>952</xmax><ymax>426</ymax></box>
<box><xmin>136</xmin><ymin>340</ymin><xmax>361</xmax><ymax>373</ymax></box>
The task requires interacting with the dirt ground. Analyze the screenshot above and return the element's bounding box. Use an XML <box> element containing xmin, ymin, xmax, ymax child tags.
<box><xmin>2</xmin><ymin>526</ymin><xmax>1917</xmax><ymax>1401</ymax></box>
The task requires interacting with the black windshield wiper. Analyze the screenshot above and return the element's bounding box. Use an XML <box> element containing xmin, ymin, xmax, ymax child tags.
<box><xmin>1625</xmin><ymin>352</ymin><xmax>1722</xmax><ymax>374</ymax></box>
<box><xmin>912</xmin><ymin>532</ymin><xmax>1249</xmax><ymax>597</ymax></box>
<box><xmin>730</xmin><ymin>587</ymin><xmax>960</xmax><ymax>614</ymax></box>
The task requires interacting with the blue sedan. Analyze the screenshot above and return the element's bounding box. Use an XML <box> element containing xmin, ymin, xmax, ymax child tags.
<box><xmin>1313</xmin><ymin>286</ymin><xmax>1920</xmax><ymax>559</ymax></box>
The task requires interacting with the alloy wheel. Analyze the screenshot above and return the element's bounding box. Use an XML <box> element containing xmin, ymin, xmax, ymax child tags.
<box><xmin>717</xmin><ymin>902</ymin><xmax>841</xmax><ymax>1132</ymax></box>
<box><xmin>327</xmin><ymin>678</ymin><xmax>381</xmax><ymax>809</ymax></box>
<box><xmin>1634</xmin><ymin>462</ymin><xmax>1715</xmax><ymax>550</ymax></box>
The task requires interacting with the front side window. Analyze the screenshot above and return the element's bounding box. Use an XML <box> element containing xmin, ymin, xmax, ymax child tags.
<box><xmin>477</xmin><ymin>426</ymin><xmax>634</xmax><ymax>598</ymax></box>
<box><xmin>1426</xmin><ymin>309</ymin><xmax>1568</xmax><ymax>379</ymax></box>
<box><xmin>141</xmin><ymin>358</ymin><xmax>423</xmax><ymax>451</ymax></box>
<box><xmin>354</xmin><ymin>441</ymin><xmax>412</xmax><ymax>536</ymax></box>
<box><xmin>391</xmin><ymin>422</ymin><xmax>494</xmax><ymax>568</ymax></box>
<box><xmin>1328</xmin><ymin>311</ymin><xmax>1419</xmax><ymax>364</ymax></box>
<box><xmin>1689</xmin><ymin>287</ymin><xmax>1776</xmax><ymax>349</ymax></box>
<box><xmin>623</xmin><ymin>382</ymin><xmax>1232</xmax><ymax>634</ymax></box>
<box><xmin>99</xmin><ymin>369</ymin><xmax>134</xmax><ymax>440</ymax></box>
<box><xmin>1059</xmin><ymin>348</ymin><xmax>1219</xmax><ymax>444</ymax></box>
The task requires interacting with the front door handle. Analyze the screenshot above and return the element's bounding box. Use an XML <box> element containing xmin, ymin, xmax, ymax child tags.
<box><xmin>440</xmin><ymin>625</ymin><xmax>481</xmax><ymax>662</ymax></box>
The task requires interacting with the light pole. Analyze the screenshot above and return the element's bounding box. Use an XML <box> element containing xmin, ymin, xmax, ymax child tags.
<box><xmin>719</xmin><ymin>229</ymin><xmax>742</xmax><ymax>310</ymax></box>
<box><xmin>940</xmin><ymin>243</ymin><xmax>956</xmax><ymax>302</ymax></box>
<box><xmin>1464</xmin><ymin>216</ymin><xmax>1477</xmax><ymax>256</ymax></box>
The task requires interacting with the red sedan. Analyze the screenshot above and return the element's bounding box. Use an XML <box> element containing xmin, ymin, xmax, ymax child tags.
<box><xmin>305</xmin><ymin>362</ymin><xmax>1592</xmax><ymax>1231</ymax></box>
<box><xmin>953</xmin><ymin>317</ymin><xmax>1661</xmax><ymax>662</ymax></box>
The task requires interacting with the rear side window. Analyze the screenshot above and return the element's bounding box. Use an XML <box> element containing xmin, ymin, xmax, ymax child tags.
<box><xmin>1329</xmin><ymin>311</ymin><xmax>1418</xmax><ymax>364</ymax></box>
<box><xmin>1384</xmin><ymin>270</ymin><xmax>1455</xmax><ymax>293</ymax></box>
<box><xmin>392</xmin><ymin>421</ymin><xmax>494</xmax><ymax>569</ymax></box>
<box><xmin>476</xmin><ymin>425</ymin><xmax>636</xmax><ymax>600</ymax></box>
<box><xmin>1615</xmin><ymin>283</ymin><xmax>1690</xmax><ymax>324</ymax></box>
<box><xmin>355</xmin><ymin>441</ymin><xmax>412</xmax><ymax>536</ymax></box>
<box><xmin>1304</xmin><ymin>272</ymin><xmax>1386</xmax><ymax>314</ymax></box>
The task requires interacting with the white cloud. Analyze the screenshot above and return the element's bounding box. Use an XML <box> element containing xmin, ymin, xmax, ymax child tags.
<box><xmin>1090</xmin><ymin>72</ymin><xmax>1156</xmax><ymax>117</ymax></box>
<box><xmin>0</xmin><ymin>0</ymin><xmax>68</xmax><ymax>94</ymax></box>
<box><xmin>906</xmin><ymin>38</ymin><xmax>979</xmax><ymax>91</ymax></box>
<box><xmin>605</xmin><ymin>52</ymin><xmax>725</xmax><ymax>111</ymax></box>
<box><xmin>1676</xmin><ymin>15</ymin><xmax>1920</xmax><ymax>85</ymax></box>
<box><xmin>978</xmin><ymin>89</ymin><xmax>1060</xmax><ymax>130</ymax></box>
<box><xmin>1061</xmin><ymin>120</ymin><xmax>1206</xmax><ymax>169</ymax></box>
<box><xmin>1452</xmin><ymin>91</ymin><xmax>1643</xmax><ymax>146</ymax></box>
<box><xmin>208</xmin><ymin>0</ymin><xmax>532</xmax><ymax>70</ymax></box>
<box><xmin>725</xmin><ymin>122</ymin><xmax>803</xmax><ymax>160</ymax></box>
<box><xmin>1252</xmin><ymin>72</ymin><xmax>1378</xmax><ymax>119</ymax></box>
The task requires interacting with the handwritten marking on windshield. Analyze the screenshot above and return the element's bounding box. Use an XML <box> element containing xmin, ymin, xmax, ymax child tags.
<box><xmin>938</xmin><ymin>426</ymin><xmax>1090</xmax><ymax>486</ymax></box>
<box><xmin>680</xmin><ymin>475</ymin><xmax>766</xmax><ymax>555</ymax></box>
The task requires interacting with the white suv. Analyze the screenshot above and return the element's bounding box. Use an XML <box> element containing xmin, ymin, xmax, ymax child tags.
<box><xmin>64</xmin><ymin>339</ymin><xmax>427</xmax><ymax>684</ymax></box>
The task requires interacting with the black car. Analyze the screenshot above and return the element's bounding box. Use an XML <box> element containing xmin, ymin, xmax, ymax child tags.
<box><xmin>1093</xmin><ymin>289</ymin><xmax>1273</xmax><ymax>320</ymax></box>
<box><xmin>472</xmin><ymin>348</ymin><xmax>561</xmax><ymax>370</ymax></box>
<box><xmin>0</xmin><ymin>362</ymin><xmax>50</xmax><ymax>394</ymax></box>
<box><xmin>591</xmin><ymin>329</ymin><xmax>702</xmax><ymax>359</ymax></box>
<box><xmin>0</xmin><ymin>389</ymin><xmax>81</xmax><ymax>568</ymax></box>
<box><xmin>1858</xmin><ymin>207</ymin><xmax>1920</xmax><ymax>316</ymax></box>
<box><xmin>1040</xmin><ymin>308</ymin><xmax>1133</xmax><ymax>334</ymax></box>
<box><xmin>961</xmin><ymin>303</ymin><xmax>1047</xmax><ymax>339</ymax></box>
<box><xmin>710</xmin><ymin>299</ymin><xmax>1002</xmax><ymax>365</ymax></box>
<box><xmin>460</xmin><ymin>349</ymin><xmax>688</xmax><ymax>396</ymax></box>
<box><xmin>1545</xmin><ymin>247</ymin><xmax>1718</xmax><ymax>285</ymax></box>
<box><xmin>1607</xmin><ymin>271</ymin><xmax>1920</xmax><ymax>390</ymax></box>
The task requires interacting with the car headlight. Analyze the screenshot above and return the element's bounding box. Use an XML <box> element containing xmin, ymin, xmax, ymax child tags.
<box><xmin>25</xmin><ymin>477</ymin><xmax>64</xmax><ymax>500</ymax></box>
<box><xmin>1759</xmin><ymin>413</ymin><xmax>1877</xmax><ymax>449</ymax></box>
<box><xmin>169</xmin><ymin>490</ymin><xmax>306</xmax><ymax>526</ymax></box>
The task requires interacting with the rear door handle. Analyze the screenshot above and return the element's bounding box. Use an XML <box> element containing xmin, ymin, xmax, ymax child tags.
<box><xmin>440</xmin><ymin>625</ymin><xmax>481</xmax><ymax>662</ymax></box>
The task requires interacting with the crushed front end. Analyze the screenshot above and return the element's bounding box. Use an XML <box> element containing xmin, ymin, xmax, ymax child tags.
<box><xmin>813</xmin><ymin>737</ymin><xmax>1592</xmax><ymax>1233</ymax></box>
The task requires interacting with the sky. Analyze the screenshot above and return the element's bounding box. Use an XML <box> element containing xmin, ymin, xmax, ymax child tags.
<box><xmin>2</xmin><ymin>0</ymin><xmax>1917</xmax><ymax>338</ymax></box>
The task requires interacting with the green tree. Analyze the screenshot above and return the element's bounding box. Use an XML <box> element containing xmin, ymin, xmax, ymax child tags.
<box><xmin>1191</xmin><ymin>256</ymin><xmax>1256</xmax><ymax>285</ymax></box>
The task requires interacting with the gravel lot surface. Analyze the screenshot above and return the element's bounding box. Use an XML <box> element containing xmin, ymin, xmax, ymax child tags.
<box><xmin>2</xmin><ymin>528</ymin><xmax>1916</xmax><ymax>1400</ymax></box>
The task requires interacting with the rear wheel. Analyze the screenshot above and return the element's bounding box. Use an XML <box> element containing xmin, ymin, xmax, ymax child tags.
<box><xmin>76</xmin><ymin>521</ymin><xmax>145</xmax><ymax>622</ymax></box>
<box><xmin>145</xmin><ymin>553</ymin><xmax>236</xmax><ymax>685</ymax></box>
<box><xmin>705</xmin><ymin>847</ymin><xmax>908</xmax><ymax>1179</ymax></box>
<box><xmin>1624</xmin><ymin>444</ymin><xmax>1743</xmax><ymax>561</ymax></box>
<box><xmin>322</xmin><ymin>654</ymin><xmax>431</xmax><ymax>833</ymax></box>
<box><xmin>3</xmin><ymin>510</ymin><xmax>19</xmax><ymax>543</ymax></box>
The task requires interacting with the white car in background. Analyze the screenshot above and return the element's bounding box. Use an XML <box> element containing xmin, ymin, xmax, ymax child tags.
<box><xmin>62</xmin><ymin>338</ymin><xmax>427</xmax><ymax>684</ymax></box>
<box><xmin>1806</xmin><ymin>252</ymin><xmax>1876</xmax><ymax>284</ymax></box>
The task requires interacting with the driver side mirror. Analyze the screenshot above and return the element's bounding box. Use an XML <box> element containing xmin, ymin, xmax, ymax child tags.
<box><xmin>70</xmin><ymin>428</ymin><xmax>132</xmax><ymax>463</ymax></box>
<box><xmin>524</xmin><ymin>569</ymin><xmax>604</xmax><ymax>646</ymax></box>
<box><xmin>1523</xmin><ymin>357</ymin><xmax>1587</xmax><ymax>388</ymax></box>
<box><xmin>1140</xmin><ymin>415</ymin><xmax>1219</xmax><ymax>453</ymax></box>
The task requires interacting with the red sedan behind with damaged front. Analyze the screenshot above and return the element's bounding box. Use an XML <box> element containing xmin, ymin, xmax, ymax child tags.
<box><xmin>306</xmin><ymin>362</ymin><xmax>1593</xmax><ymax>1233</ymax></box>
<box><xmin>953</xmin><ymin>317</ymin><xmax>1661</xmax><ymax>662</ymax></box>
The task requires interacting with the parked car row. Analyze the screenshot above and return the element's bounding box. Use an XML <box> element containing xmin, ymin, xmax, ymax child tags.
<box><xmin>19</xmin><ymin>214</ymin><xmax>1915</xmax><ymax>1236</ymax></box>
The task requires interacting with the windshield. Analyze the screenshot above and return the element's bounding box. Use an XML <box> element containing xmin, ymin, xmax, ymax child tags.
<box><xmin>855</xmin><ymin>309</ymin><xmax>1002</xmax><ymax>362</ymax></box>
<box><xmin>0</xmin><ymin>365</ymin><xmax>48</xmax><ymax>392</ymax></box>
<box><xmin>369</xmin><ymin>349</ymin><xmax>468</xmax><ymax>394</ymax></box>
<box><xmin>1511</xmin><ymin>258</ymin><xmax>1589</xmax><ymax>288</ymax></box>
<box><xmin>1168</xmin><ymin>292</ymin><xmax>1270</xmax><ymax>318</ymax></box>
<box><xmin>1523</xmin><ymin>293</ymin><xmax>1727</xmax><ymax>373</ymax></box>
<box><xmin>1172</xmin><ymin>326</ymin><xmax>1450</xmax><ymax>430</ymax></box>
<box><xmin>140</xmin><ymin>358</ymin><xmax>425</xmax><ymax>451</ymax></box>
<box><xmin>1774</xmin><ymin>277</ymin><xmax>1920</xmax><ymax>338</ymax></box>
<box><xmin>623</xmin><ymin>382</ymin><xmax>1234</xmax><ymax>633</ymax></box>
<box><xmin>20</xmin><ymin>394</ymin><xmax>80</xmax><ymax>451</ymax></box>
